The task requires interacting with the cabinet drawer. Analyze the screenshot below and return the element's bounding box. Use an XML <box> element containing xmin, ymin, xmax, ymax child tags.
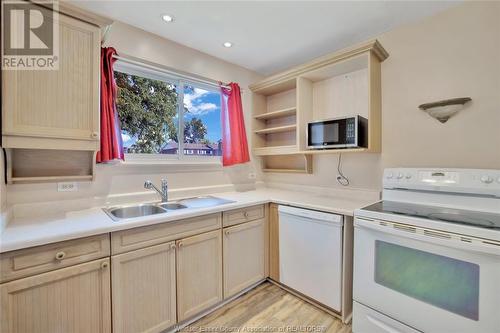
<box><xmin>0</xmin><ymin>234</ymin><xmax>110</xmax><ymax>283</ymax></box>
<box><xmin>223</xmin><ymin>205</ymin><xmax>265</xmax><ymax>227</ymax></box>
<box><xmin>111</xmin><ymin>213</ymin><xmax>222</xmax><ymax>255</ymax></box>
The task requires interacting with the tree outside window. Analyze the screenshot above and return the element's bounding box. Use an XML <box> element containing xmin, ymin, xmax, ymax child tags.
<box><xmin>114</xmin><ymin>70</ymin><xmax>222</xmax><ymax>158</ymax></box>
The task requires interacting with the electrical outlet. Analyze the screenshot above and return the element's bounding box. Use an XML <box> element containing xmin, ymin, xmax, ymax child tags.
<box><xmin>57</xmin><ymin>182</ymin><xmax>78</xmax><ymax>192</ymax></box>
<box><xmin>248</xmin><ymin>172</ymin><xmax>256</xmax><ymax>180</ymax></box>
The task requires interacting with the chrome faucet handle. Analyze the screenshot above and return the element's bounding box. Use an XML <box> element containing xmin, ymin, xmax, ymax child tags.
<box><xmin>144</xmin><ymin>180</ymin><xmax>153</xmax><ymax>189</ymax></box>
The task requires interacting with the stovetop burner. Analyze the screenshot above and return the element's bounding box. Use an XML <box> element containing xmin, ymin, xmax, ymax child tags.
<box><xmin>362</xmin><ymin>201</ymin><xmax>500</xmax><ymax>230</ymax></box>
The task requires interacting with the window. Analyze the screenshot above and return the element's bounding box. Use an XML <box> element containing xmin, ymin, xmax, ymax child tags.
<box><xmin>114</xmin><ymin>61</ymin><xmax>222</xmax><ymax>162</ymax></box>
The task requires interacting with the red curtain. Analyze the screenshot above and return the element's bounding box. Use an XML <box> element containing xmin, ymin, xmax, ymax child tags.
<box><xmin>220</xmin><ymin>83</ymin><xmax>250</xmax><ymax>166</ymax></box>
<box><xmin>97</xmin><ymin>47</ymin><xmax>124</xmax><ymax>163</ymax></box>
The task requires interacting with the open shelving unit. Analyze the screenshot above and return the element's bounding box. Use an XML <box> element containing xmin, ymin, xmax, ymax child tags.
<box><xmin>250</xmin><ymin>39</ymin><xmax>388</xmax><ymax>173</ymax></box>
<box><xmin>5</xmin><ymin>149</ymin><xmax>96</xmax><ymax>184</ymax></box>
<box><xmin>251</xmin><ymin>76</ymin><xmax>311</xmax><ymax>173</ymax></box>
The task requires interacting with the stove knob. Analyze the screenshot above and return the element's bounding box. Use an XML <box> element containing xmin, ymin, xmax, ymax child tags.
<box><xmin>397</xmin><ymin>173</ymin><xmax>404</xmax><ymax>180</ymax></box>
<box><xmin>480</xmin><ymin>175</ymin><xmax>493</xmax><ymax>184</ymax></box>
<box><xmin>405</xmin><ymin>174</ymin><xmax>412</xmax><ymax>179</ymax></box>
<box><xmin>386</xmin><ymin>172</ymin><xmax>394</xmax><ymax>179</ymax></box>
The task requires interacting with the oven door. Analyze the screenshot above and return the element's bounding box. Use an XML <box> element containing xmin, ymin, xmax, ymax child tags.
<box><xmin>353</xmin><ymin>217</ymin><xmax>500</xmax><ymax>333</ymax></box>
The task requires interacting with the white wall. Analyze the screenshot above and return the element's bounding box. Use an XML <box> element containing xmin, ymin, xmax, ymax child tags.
<box><xmin>5</xmin><ymin>21</ymin><xmax>263</xmax><ymax>206</ymax></box>
<box><xmin>264</xmin><ymin>1</ymin><xmax>500</xmax><ymax>190</ymax></box>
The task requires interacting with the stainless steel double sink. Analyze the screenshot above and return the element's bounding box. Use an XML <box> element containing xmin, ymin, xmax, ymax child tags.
<box><xmin>103</xmin><ymin>196</ymin><xmax>234</xmax><ymax>221</ymax></box>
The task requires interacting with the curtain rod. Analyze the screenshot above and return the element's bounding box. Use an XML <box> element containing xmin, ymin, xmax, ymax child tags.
<box><xmin>112</xmin><ymin>54</ymin><xmax>238</xmax><ymax>91</ymax></box>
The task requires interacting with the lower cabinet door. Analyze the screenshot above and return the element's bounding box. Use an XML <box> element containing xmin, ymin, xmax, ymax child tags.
<box><xmin>111</xmin><ymin>242</ymin><xmax>177</xmax><ymax>333</ymax></box>
<box><xmin>176</xmin><ymin>230</ymin><xmax>223</xmax><ymax>321</ymax></box>
<box><xmin>223</xmin><ymin>219</ymin><xmax>266</xmax><ymax>298</ymax></box>
<box><xmin>0</xmin><ymin>258</ymin><xmax>111</xmax><ymax>333</ymax></box>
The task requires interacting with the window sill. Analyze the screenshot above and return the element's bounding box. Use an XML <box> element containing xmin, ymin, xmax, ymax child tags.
<box><xmin>114</xmin><ymin>159</ymin><xmax>223</xmax><ymax>172</ymax></box>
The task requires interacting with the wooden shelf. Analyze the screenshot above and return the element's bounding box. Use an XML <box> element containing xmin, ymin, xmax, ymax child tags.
<box><xmin>253</xmin><ymin>145</ymin><xmax>298</xmax><ymax>156</ymax></box>
<box><xmin>10</xmin><ymin>175</ymin><xmax>93</xmax><ymax>184</ymax></box>
<box><xmin>300</xmin><ymin>148</ymin><xmax>369</xmax><ymax>155</ymax></box>
<box><xmin>255</xmin><ymin>147</ymin><xmax>371</xmax><ymax>156</ymax></box>
<box><xmin>261</xmin><ymin>154</ymin><xmax>312</xmax><ymax>174</ymax></box>
<box><xmin>254</xmin><ymin>125</ymin><xmax>296</xmax><ymax>135</ymax></box>
<box><xmin>262</xmin><ymin>168</ymin><xmax>308</xmax><ymax>174</ymax></box>
<box><xmin>254</xmin><ymin>107</ymin><xmax>296</xmax><ymax>120</ymax></box>
<box><xmin>6</xmin><ymin>149</ymin><xmax>96</xmax><ymax>184</ymax></box>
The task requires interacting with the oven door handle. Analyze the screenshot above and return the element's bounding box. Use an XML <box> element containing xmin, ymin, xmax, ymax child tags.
<box><xmin>355</xmin><ymin>218</ymin><xmax>500</xmax><ymax>257</ymax></box>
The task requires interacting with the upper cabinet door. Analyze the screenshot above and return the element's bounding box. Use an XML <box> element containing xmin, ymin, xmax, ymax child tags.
<box><xmin>223</xmin><ymin>219</ymin><xmax>267</xmax><ymax>298</ymax></box>
<box><xmin>176</xmin><ymin>230</ymin><xmax>223</xmax><ymax>321</ymax></box>
<box><xmin>0</xmin><ymin>258</ymin><xmax>111</xmax><ymax>333</ymax></box>
<box><xmin>2</xmin><ymin>9</ymin><xmax>100</xmax><ymax>149</ymax></box>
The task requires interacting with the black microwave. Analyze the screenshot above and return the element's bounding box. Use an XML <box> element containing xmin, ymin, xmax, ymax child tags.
<box><xmin>307</xmin><ymin>115</ymin><xmax>368</xmax><ymax>149</ymax></box>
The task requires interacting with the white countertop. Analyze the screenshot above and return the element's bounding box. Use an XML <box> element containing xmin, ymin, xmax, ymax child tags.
<box><xmin>0</xmin><ymin>188</ymin><xmax>379</xmax><ymax>253</ymax></box>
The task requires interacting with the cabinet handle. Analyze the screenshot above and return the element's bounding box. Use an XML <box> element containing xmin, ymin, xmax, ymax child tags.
<box><xmin>55</xmin><ymin>251</ymin><xmax>66</xmax><ymax>260</ymax></box>
<box><xmin>101</xmin><ymin>261</ymin><xmax>109</xmax><ymax>269</ymax></box>
<box><xmin>225</xmin><ymin>230</ymin><xmax>230</xmax><ymax>235</ymax></box>
<box><xmin>170</xmin><ymin>243</ymin><xmax>176</xmax><ymax>250</ymax></box>
<box><xmin>91</xmin><ymin>132</ymin><xmax>99</xmax><ymax>139</ymax></box>
<box><xmin>243</xmin><ymin>211</ymin><xmax>249</xmax><ymax>218</ymax></box>
<box><xmin>178</xmin><ymin>242</ymin><xmax>183</xmax><ymax>248</ymax></box>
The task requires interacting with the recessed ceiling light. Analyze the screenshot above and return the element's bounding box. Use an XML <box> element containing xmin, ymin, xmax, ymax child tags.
<box><xmin>223</xmin><ymin>42</ymin><xmax>233</xmax><ymax>48</ymax></box>
<box><xmin>161</xmin><ymin>14</ymin><xmax>174</xmax><ymax>23</ymax></box>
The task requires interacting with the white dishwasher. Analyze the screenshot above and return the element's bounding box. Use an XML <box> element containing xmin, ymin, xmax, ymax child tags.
<box><xmin>278</xmin><ymin>205</ymin><xmax>343</xmax><ymax>311</ymax></box>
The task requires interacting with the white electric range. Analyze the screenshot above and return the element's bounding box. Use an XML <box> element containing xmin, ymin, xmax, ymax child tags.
<box><xmin>352</xmin><ymin>168</ymin><xmax>500</xmax><ymax>333</ymax></box>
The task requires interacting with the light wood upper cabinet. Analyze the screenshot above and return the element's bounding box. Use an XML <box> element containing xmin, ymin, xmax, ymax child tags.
<box><xmin>2</xmin><ymin>9</ymin><xmax>100</xmax><ymax>150</ymax></box>
<box><xmin>111</xmin><ymin>242</ymin><xmax>177</xmax><ymax>333</ymax></box>
<box><xmin>0</xmin><ymin>258</ymin><xmax>111</xmax><ymax>333</ymax></box>
<box><xmin>223</xmin><ymin>219</ymin><xmax>267</xmax><ymax>298</ymax></box>
<box><xmin>176</xmin><ymin>230</ymin><xmax>223</xmax><ymax>321</ymax></box>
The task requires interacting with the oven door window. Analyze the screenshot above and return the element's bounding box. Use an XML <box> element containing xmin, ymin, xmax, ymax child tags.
<box><xmin>375</xmin><ymin>240</ymin><xmax>479</xmax><ymax>321</ymax></box>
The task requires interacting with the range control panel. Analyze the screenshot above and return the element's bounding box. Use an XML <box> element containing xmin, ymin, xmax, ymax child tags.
<box><xmin>383</xmin><ymin>168</ymin><xmax>500</xmax><ymax>197</ymax></box>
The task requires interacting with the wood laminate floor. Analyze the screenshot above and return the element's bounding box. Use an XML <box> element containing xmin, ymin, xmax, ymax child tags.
<box><xmin>182</xmin><ymin>282</ymin><xmax>352</xmax><ymax>333</ymax></box>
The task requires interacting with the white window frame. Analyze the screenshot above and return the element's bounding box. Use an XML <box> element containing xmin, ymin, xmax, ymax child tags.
<box><xmin>114</xmin><ymin>60</ymin><xmax>222</xmax><ymax>165</ymax></box>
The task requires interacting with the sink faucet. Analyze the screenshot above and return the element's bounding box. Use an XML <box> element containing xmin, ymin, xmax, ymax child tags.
<box><xmin>144</xmin><ymin>179</ymin><xmax>168</xmax><ymax>202</ymax></box>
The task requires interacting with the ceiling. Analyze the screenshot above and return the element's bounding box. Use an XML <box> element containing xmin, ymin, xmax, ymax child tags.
<box><xmin>70</xmin><ymin>1</ymin><xmax>459</xmax><ymax>75</ymax></box>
